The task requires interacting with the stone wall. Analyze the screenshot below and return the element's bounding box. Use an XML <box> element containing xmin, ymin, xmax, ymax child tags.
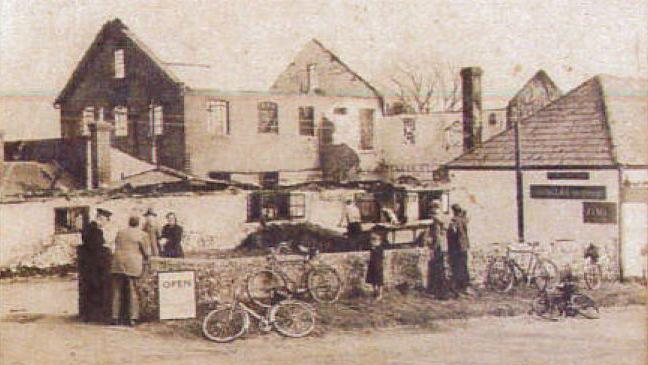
<box><xmin>136</xmin><ymin>248</ymin><xmax>429</xmax><ymax>321</ymax></box>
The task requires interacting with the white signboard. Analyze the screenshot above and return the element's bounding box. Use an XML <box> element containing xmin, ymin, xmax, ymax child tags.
<box><xmin>158</xmin><ymin>271</ymin><xmax>196</xmax><ymax>320</ymax></box>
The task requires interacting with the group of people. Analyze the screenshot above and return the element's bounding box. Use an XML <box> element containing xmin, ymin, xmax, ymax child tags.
<box><xmin>77</xmin><ymin>207</ymin><xmax>184</xmax><ymax>326</ymax></box>
<box><xmin>360</xmin><ymin>201</ymin><xmax>472</xmax><ymax>301</ymax></box>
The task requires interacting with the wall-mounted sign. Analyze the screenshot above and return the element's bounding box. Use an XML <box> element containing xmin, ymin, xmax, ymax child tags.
<box><xmin>583</xmin><ymin>202</ymin><xmax>617</xmax><ymax>224</ymax></box>
<box><xmin>547</xmin><ymin>172</ymin><xmax>590</xmax><ymax>180</ymax></box>
<box><xmin>158</xmin><ymin>271</ymin><xmax>196</xmax><ymax>320</ymax></box>
<box><xmin>530</xmin><ymin>185</ymin><xmax>606</xmax><ymax>200</ymax></box>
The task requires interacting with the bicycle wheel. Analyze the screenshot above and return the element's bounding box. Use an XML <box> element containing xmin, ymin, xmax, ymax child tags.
<box><xmin>531</xmin><ymin>293</ymin><xmax>558</xmax><ymax>320</ymax></box>
<box><xmin>202</xmin><ymin>305</ymin><xmax>249</xmax><ymax>342</ymax></box>
<box><xmin>270</xmin><ymin>300</ymin><xmax>316</xmax><ymax>338</ymax></box>
<box><xmin>584</xmin><ymin>263</ymin><xmax>602</xmax><ymax>290</ymax></box>
<box><xmin>571</xmin><ymin>294</ymin><xmax>599</xmax><ymax>319</ymax></box>
<box><xmin>486</xmin><ymin>257</ymin><xmax>514</xmax><ymax>293</ymax></box>
<box><xmin>307</xmin><ymin>266</ymin><xmax>342</xmax><ymax>304</ymax></box>
<box><xmin>532</xmin><ymin>259</ymin><xmax>559</xmax><ymax>291</ymax></box>
<box><xmin>247</xmin><ymin>270</ymin><xmax>288</xmax><ymax>308</ymax></box>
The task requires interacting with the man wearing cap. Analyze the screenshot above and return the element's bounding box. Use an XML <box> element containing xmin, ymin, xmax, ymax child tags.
<box><xmin>142</xmin><ymin>208</ymin><xmax>162</xmax><ymax>256</ymax></box>
<box><xmin>447</xmin><ymin>203</ymin><xmax>471</xmax><ymax>294</ymax></box>
<box><xmin>78</xmin><ymin>208</ymin><xmax>112</xmax><ymax>322</ymax></box>
<box><xmin>111</xmin><ymin>216</ymin><xmax>151</xmax><ymax>326</ymax></box>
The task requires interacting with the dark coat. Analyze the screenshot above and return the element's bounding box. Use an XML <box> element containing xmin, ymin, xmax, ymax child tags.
<box><xmin>366</xmin><ymin>245</ymin><xmax>385</xmax><ymax>286</ymax></box>
<box><xmin>78</xmin><ymin>221</ymin><xmax>111</xmax><ymax>322</ymax></box>
<box><xmin>111</xmin><ymin>227</ymin><xmax>150</xmax><ymax>277</ymax></box>
<box><xmin>161</xmin><ymin>224</ymin><xmax>184</xmax><ymax>258</ymax></box>
<box><xmin>447</xmin><ymin>216</ymin><xmax>470</xmax><ymax>252</ymax></box>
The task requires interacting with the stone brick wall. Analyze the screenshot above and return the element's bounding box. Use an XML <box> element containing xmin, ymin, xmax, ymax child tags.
<box><xmin>136</xmin><ymin>248</ymin><xmax>429</xmax><ymax>321</ymax></box>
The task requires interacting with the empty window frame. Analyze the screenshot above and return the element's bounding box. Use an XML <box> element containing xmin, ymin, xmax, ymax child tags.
<box><xmin>359</xmin><ymin>108</ymin><xmax>375</xmax><ymax>150</ymax></box>
<box><xmin>149</xmin><ymin>104</ymin><xmax>163</xmax><ymax>135</ymax></box>
<box><xmin>403</xmin><ymin>118</ymin><xmax>415</xmax><ymax>145</ymax></box>
<box><xmin>54</xmin><ymin>206</ymin><xmax>89</xmax><ymax>234</ymax></box>
<box><xmin>114</xmin><ymin>106</ymin><xmax>128</xmax><ymax>136</ymax></box>
<box><xmin>114</xmin><ymin>49</ymin><xmax>125</xmax><ymax>78</ymax></box>
<box><xmin>299</xmin><ymin>106</ymin><xmax>315</xmax><ymax>136</ymax></box>
<box><xmin>258</xmin><ymin>102</ymin><xmax>279</xmax><ymax>134</ymax></box>
<box><xmin>207</xmin><ymin>100</ymin><xmax>229</xmax><ymax>135</ymax></box>
<box><xmin>306</xmin><ymin>63</ymin><xmax>318</xmax><ymax>92</ymax></box>
<box><xmin>247</xmin><ymin>192</ymin><xmax>305</xmax><ymax>222</ymax></box>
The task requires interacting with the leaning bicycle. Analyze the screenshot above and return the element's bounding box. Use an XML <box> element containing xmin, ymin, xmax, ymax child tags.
<box><xmin>247</xmin><ymin>242</ymin><xmax>342</xmax><ymax>307</ymax></box>
<box><xmin>486</xmin><ymin>241</ymin><xmax>559</xmax><ymax>293</ymax></box>
<box><xmin>531</xmin><ymin>282</ymin><xmax>599</xmax><ymax>320</ymax></box>
<box><xmin>202</xmin><ymin>289</ymin><xmax>316</xmax><ymax>343</ymax></box>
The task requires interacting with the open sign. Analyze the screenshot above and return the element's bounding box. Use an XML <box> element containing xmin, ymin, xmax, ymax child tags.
<box><xmin>158</xmin><ymin>271</ymin><xmax>196</xmax><ymax>320</ymax></box>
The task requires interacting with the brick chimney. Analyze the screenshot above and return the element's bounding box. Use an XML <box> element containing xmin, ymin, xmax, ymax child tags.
<box><xmin>461</xmin><ymin>67</ymin><xmax>483</xmax><ymax>152</ymax></box>
<box><xmin>89</xmin><ymin>118</ymin><xmax>113</xmax><ymax>188</ymax></box>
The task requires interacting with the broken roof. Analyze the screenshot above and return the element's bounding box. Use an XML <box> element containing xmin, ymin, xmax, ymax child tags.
<box><xmin>446</xmin><ymin>75</ymin><xmax>647</xmax><ymax>169</ymax></box>
<box><xmin>0</xmin><ymin>161</ymin><xmax>79</xmax><ymax>199</ymax></box>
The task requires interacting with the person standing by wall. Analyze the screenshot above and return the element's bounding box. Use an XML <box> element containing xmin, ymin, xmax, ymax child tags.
<box><xmin>447</xmin><ymin>204</ymin><xmax>471</xmax><ymax>295</ymax></box>
<box><xmin>142</xmin><ymin>208</ymin><xmax>161</xmax><ymax>256</ymax></box>
<box><xmin>426</xmin><ymin>202</ymin><xmax>453</xmax><ymax>299</ymax></box>
<box><xmin>111</xmin><ymin>216</ymin><xmax>150</xmax><ymax>326</ymax></box>
<box><xmin>78</xmin><ymin>208</ymin><xmax>112</xmax><ymax>322</ymax></box>
<box><xmin>161</xmin><ymin>212</ymin><xmax>184</xmax><ymax>258</ymax></box>
<box><xmin>365</xmin><ymin>225</ymin><xmax>388</xmax><ymax>300</ymax></box>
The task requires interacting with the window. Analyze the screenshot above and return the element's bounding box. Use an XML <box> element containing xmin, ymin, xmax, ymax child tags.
<box><xmin>149</xmin><ymin>104</ymin><xmax>163</xmax><ymax>135</ymax></box>
<box><xmin>258</xmin><ymin>102</ymin><xmax>278</xmax><ymax>134</ymax></box>
<box><xmin>403</xmin><ymin>118</ymin><xmax>415</xmax><ymax>145</ymax></box>
<box><xmin>306</xmin><ymin>64</ymin><xmax>318</xmax><ymax>92</ymax></box>
<box><xmin>114</xmin><ymin>49</ymin><xmax>125</xmax><ymax>79</ymax></box>
<box><xmin>488</xmin><ymin>113</ymin><xmax>497</xmax><ymax>126</ymax></box>
<box><xmin>418</xmin><ymin>191</ymin><xmax>443</xmax><ymax>220</ymax></box>
<box><xmin>207</xmin><ymin>100</ymin><xmax>229</xmax><ymax>135</ymax></box>
<box><xmin>247</xmin><ymin>192</ymin><xmax>306</xmax><ymax>222</ymax></box>
<box><xmin>54</xmin><ymin>206</ymin><xmax>89</xmax><ymax>234</ymax></box>
<box><xmin>114</xmin><ymin>106</ymin><xmax>128</xmax><ymax>136</ymax></box>
<box><xmin>81</xmin><ymin>106</ymin><xmax>95</xmax><ymax>136</ymax></box>
<box><xmin>354</xmin><ymin>193</ymin><xmax>381</xmax><ymax>223</ymax></box>
<box><xmin>299</xmin><ymin>106</ymin><xmax>315</xmax><ymax>136</ymax></box>
<box><xmin>259</xmin><ymin>172</ymin><xmax>279</xmax><ymax>189</ymax></box>
<box><xmin>359</xmin><ymin>108</ymin><xmax>374</xmax><ymax>150</ymax></box>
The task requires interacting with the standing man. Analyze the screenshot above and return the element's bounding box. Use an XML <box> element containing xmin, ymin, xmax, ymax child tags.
<box><xmin>423</xmin><ymin>202</ymin><xmax>452</xmax><ymax>300</ymax></box>
<box><xmin>111</xmin><ymin>216</ymin><xmax>150</xmax><ymax>326</ymax></box>
<box><xmin>338</xmin><ymin>198</ymin><xmax>362</xmax><ymax>244</ymax></box>
<box><xmin>78</xmin><ymin>208</ymin><xmax>112</xmax><ymax>322</ymax></box>
<box><xmin>447</xmin><ymin>204</ymin><xmax>471</xmax><ymax>294</ymax></box>
<box><xmin>142</xmin><ymin>208</ymin><xmax>161</xmax><ymax>256</ymax></box>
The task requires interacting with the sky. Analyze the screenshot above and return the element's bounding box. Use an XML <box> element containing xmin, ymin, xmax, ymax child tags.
<box><xmin>1</xmin><ymin>0</ymin><xmax>647</xmax><ymax>102</ymax></box>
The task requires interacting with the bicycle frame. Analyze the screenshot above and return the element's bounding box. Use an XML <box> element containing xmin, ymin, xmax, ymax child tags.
<box><xmin>505</xmin><ymin>243</ymin><xmax>542</xmax><ymax>285</ymax></box>
<box><xmin>266</xmin><ymin>252</ymin><xmax>317</xmax><ymax>294</ymax></box>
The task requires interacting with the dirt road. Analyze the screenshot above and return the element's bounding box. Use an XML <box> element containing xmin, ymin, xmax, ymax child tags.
<box><xmin>1</xmin><ymin>278</ymin><xmax>645</xmax><ymax>365</ymax></box>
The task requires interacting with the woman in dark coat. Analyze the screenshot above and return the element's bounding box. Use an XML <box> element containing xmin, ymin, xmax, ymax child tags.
<box><xmin>423</xmin><ymin>203</ymin><xmax>452</xmax><ymax>300</ymax></box>
<box><xmin>447</xmin><ymin>204</ymin><xmax>471</xmax><ymax>293</ymax></box>
<box><xmin>161</xmin><ymin>212</ymin><xmax>184</xmax><ymax>258</ymax></box>
<box><xmin>78</xmin><ymin>209</ymin><xmax>112</xmax><ymax>322</ymax></box>
<box><xmin>365</xmin><ymin>225</ymin><xmax>387</xmax><ymax>300</ymax></box>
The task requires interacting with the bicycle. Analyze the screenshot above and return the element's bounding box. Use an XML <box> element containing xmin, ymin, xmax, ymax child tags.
<box><xmin>486</xmin><ymin>241</ymin><xmax>559</xmax><ymax>293</ymax></box>
<box><xmin>246</xmin><ymin>242</ymin><xmax>342</xmax><ymax>307</ymax></box>
<box><xmin>531</xmin><ymin>282</ymin><xmax>599</xmax><ymax>320</ymax></box>
<box><xmin>202</xmin><ymin>289</ymin><xmax>316</xmax><ymax>343</ymax></box>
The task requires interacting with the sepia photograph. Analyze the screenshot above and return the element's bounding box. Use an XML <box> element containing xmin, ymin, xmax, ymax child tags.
<box><xmin>0</xmin><ymin>1</ymin><xmax>646</xmax><ymax>364</ymax></box>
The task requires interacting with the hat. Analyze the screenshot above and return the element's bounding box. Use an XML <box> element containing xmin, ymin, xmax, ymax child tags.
<box><xmin>143</xmin><ymin>208</ymin><xmax>157</xmax><ymax>217</ymax></box>
<box><xmin>451</xmin><ymin>203</ymin><xmax>462</xmax><ymax>212</ymax></box>
<box><xmin>96</xmin><ymin>208</ymin><xmax>112</xmax><ymax>218</ymax></box>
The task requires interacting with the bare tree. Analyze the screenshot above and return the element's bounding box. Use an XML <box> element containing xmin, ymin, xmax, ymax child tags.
<box><xmin>389</xmin><ymin>61</ymin><xmax>461</xmax><ymax>114</ymax></box>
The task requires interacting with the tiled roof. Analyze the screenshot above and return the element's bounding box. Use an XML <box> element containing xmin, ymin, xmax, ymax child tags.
<box><xmin>446</xmin><ymin>76</ymin><xmax>619</xmax><ymax>168</ymax></box>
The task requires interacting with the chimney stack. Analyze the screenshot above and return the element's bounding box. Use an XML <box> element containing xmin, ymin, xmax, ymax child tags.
<box><xmin>461</xmin><ymin>67</ymin><xmax>483</xmax><ymax>152</ymax></box>
<box><xmin>89</xmin><ymin>117</ymin><xmax>113</xmax><ymax>189</ymax></box>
